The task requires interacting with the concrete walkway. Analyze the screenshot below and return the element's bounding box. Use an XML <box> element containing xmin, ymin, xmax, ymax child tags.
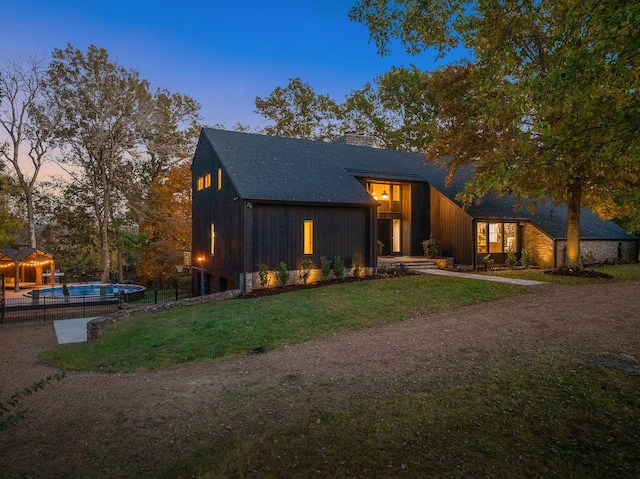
<box><xmin>418</xmin><ymin>268</ymin><xmax>547</xmax><ymax>286</ymax></box>
<box><xmin>53</xmin><ymin>317</ymin><xmax>96</xmax><ymax>344</ymax></box>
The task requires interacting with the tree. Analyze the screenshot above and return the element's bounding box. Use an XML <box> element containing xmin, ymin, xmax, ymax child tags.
<box><xmin>255</xmin><ymin>77</ymin><xmax>342</xmax><ymax>141</ymax></box>
<box><xmin>343</xmin><ymin>66</ymin><xmax>438</xmax><ymax>150</ymax></box>
<box><xmin>350</xmin><ymin>0</ymin><xmax>640</xmax><ymax>270</ymax></box>
<box><xmin>44</xmin><ymin>44</ymin><xmax>200</xmax><ymax>283</ymax></box>
<box><xmin>0</xmin><ymin>170</ymin><xmax>24</xmax><ymax>247</ymax></box>
<box><xmin>0</xmin><ymin>54</ymin><xmax>54</xmax><ymax>248</ymax></box>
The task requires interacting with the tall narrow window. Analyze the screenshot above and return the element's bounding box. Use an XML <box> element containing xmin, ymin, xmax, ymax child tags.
<box><xmin>303</xmin><ymin>220</ymin><xmax>313</xmax><ymax>255</ymax></box>
<box><xmin>477</xmin><ymin>222</ymin><xmax>488</xmax><ymax>253</ymax></box>
<box><xmin>217</xmin><ymin>168</ymin><xmax>222</xmax><ymax>190</ymax></box>
<box><xmin>210</xmin><ymin>223</ymin><xmax>215</xmax><ymax>255</ymax></box>
<box><xmin>392</xmin><ymin>219</ymin><xmax>401</xmax><ymax>253</ymax></box>
<box><xmin>197</xmin><ymin>176</ymin><xmax>204</xmax><ymax>191</ymax></box>
<box><xmin>204</xmin><ymin>173</ymin><xmax>211</xmax><ymax>188</ymax></box>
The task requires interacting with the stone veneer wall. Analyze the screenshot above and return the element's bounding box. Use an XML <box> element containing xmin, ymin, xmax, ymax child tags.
<box><xmin>555</xmin><ymin>239</ymin><xmax>639</xmax><ymax>267</ymax></box>
<box><xmin>243</xmin><ymin>267</ymin><xmax>375</xmax><ymax>293</ymax></box>
<box><xmin>523</xmin><ymin>224</ymin><xmax>555</xmax><ymax>268</ymax></box>
<box><xmin>87</xmin><ymin>289</ymin><xmax>241</xmax><ymax>341</ymax></box>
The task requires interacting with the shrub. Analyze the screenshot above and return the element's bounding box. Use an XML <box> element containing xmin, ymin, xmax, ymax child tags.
<box><xmin>483</xmin><ymin>254</ymin><xmax>494</xmax><ymax>270</ymax></box>
<box><xmin>62</xmin><ymin>284</ymin><xmax>69</xmax><ymax>296</ymax></box>
<box><xmin>377</xmin><ymin>240</ymin><xmax>384</xmax><ymax>256</ymax></box>
<box><xmin>276</xmin><ymin>261</ymin><xmax>290</xmax><ymax>287</ymax></box>
<box><xmin>333</xmin><ymin>256</ymin><xmax>345</xmax><ymax>280</ymax></box>
<box><xmin>257</xmin><ymin>263</ymin><xmax>270</xmax><ymax>288</ymax></box>
<box><xmin>521</xmin><ymin>248</ymin><xmax>530</xmax><ymax>267</ymax></box>
<box><xmin>320</xmin><ymin>256</ymin><xmax>332</xmax><ymax>282</ymax></box>
<box><xmin>421</xmin><ymin>235</ymin><xmax>440</xmax><ymax>258</ymax></box>
<box><xmin>505</xmin><ymin>251</ymin><xmax>518</xmax><ymax>269</ymax></box>
<box><xmin>298</xmin><ymin>259</ymin><xmax>313</xmax><ymax>284</ymax></box>
<box><xmin>351</xmin><ymin>255</ymin><xmax>363</xmax><ymax>279</ymax></box>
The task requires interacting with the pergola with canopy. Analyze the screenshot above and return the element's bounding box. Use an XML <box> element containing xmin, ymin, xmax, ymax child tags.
<box><xmin>0</xmin><ymin>247</ymin><xmax>56</xmax><ymax>292</ymax></box>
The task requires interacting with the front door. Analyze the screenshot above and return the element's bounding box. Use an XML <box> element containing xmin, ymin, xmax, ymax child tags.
<box><xmin>378</xmin><ymin>219</ymin><xmax>402</xmax><ymax>256</ymax></box>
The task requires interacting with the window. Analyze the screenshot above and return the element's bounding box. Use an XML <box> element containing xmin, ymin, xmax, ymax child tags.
<box><xmin>217</xmin><ymin>168</ymin><xmax>222</xmax><ymax>190</ymax></box>
<box><xmin>477</xmin><ymin>222</ymin><xmax>517</xmax><ymax>254</ymax></box>
<box><xmin>367</xmin><ymin>182</ymin><xmax>402</xmax><ymax>213</ymax></box>
<box><xmin>392</xmin><ymin>219</ymin><xmax>401</xmax><ymax>253</ymax></box>
<box><xmin>210</xmin><ymin>223</ymin><xmax>215</xmax><ymax>255</ymax></box>
<box><xmin>303</xmin><ymin>220</ymin><xmax>313</xmax><ymax>255</ymax></box>
<box><xmin>197</xmin><ymin>176</ymin><xmax>204</xmax><ymax>191</ymax></box>
<box><xmin>204</xmin><ymin>173</ymin><xmax>211</xmax><ymax>188</ymax></box>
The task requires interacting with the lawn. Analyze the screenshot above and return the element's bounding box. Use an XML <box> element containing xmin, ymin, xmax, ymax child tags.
<box><xmin>483</xmin><ymin>263</ymin><xmax>640</xmax><ymax>285</ymax></box>
<box><xmin>40</xmin><ymin>274</ymin><xmax>525</xmax><ymax>372</ymax></box>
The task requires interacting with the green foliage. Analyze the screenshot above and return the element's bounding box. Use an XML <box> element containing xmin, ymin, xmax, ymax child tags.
<box><xmin>276</xmin><ymin>261</ymin><xmax>290</xmax><ymax>287</ymax></box>
<box><xmin>505</xmin><ymin>251</ymin><xmax>518</xmax><ymax>269</ymax></box>
<box><xmin>521</xmin><ymin>248</ymin><xmax>531</xmax><ymax>267</ymax></box>
<box><xmin>257</xmin><ymin>263</ymin><xmax>270</xmax><ymax>288</ymax></box>
<box><xmin>0</xmin><ymin>372</ymin><xmax>66</xmax><ymax>431</ymax></box>
<box><xmin>333</xmin><ymin>256</ymin><xmax>345</xmax><ymax>280</ymax></box>
<box><xmin>377</xmin><ymin>240</ymin><xmax>384</xmax><ymax>256</ymax></box>
<box><xmin>351</xmin><ymin>255</ymin><xmax>363</xmax><ymax>279</ymax></box>
<box><xmin>298</xmin><ymin>259</ymin><xmax>313</xmax><ymax>284</ymax></box>
<box><xmin>62</xmin><ymin>284</ymin><xmax>69</xmax><ymax>296</ymax></box>
<box><xmin>420</xmin><ymin>235</ymin><xmax>440</xmax><ymax>258</ymax></box>
<box><xmin>483</xmin><ymin>254</ymin><xmax>494</xmax><ymax>270</ymax></box>
<box><xmin>320</xmin><ymin>256</ymin><xmax>331</xmax><ymax>282</ymax></box>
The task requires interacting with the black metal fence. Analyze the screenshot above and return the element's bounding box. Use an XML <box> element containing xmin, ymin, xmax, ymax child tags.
<box><xmin>0</xmin><ymin>285</ymin><xmax>193</xmax><ymax>324</ymax></box>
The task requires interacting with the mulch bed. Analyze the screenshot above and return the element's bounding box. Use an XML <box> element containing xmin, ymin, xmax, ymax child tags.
<box><xmin>544</xmin><ymin>268</ymin><xmax>614</xmax><ymax>279</ymax></box>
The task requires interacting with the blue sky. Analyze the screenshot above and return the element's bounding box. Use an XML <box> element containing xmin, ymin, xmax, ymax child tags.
<box><xmin>2</xmin><ymin>0</ymin><xmax>457</xmax><ymax>129</ymax></box>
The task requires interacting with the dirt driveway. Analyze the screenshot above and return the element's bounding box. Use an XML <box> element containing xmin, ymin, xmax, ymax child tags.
<box><xmin>1</xmin><ymin>281</ymin><xmax>639</xmax><ymax>477</ymax></box>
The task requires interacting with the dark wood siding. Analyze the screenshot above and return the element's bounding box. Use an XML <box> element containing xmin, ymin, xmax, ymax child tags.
<box><xmin>430</xmin><ymin>188</ymin><xmax>474</xmax><ymax>265</ymax></box>
<box><xmin>409</xmin><ymin>182</ymin><xmax>430</xmax><ymax>256</ymax></box>
<box><xmin>251</xmin><ymin>203</ymin><xmax>374</xmax><ymax>270</ymax></box>
<box><xmin>192</xmin><ymin>139</ymin><xmax>244</xmax><ymax>292</ymax></box>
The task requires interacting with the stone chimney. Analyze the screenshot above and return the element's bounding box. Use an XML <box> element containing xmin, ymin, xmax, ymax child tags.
<box><xmin>334</xmin><ymin>131</ymin><xmax>378</xmax><ymax>148</ymax></box>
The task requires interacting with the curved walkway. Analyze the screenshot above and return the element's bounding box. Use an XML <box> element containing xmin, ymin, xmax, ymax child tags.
<box><xmin>418</xmin><ymin>268</ymin><xmax>547</xmax><ymax>286</ymax></box>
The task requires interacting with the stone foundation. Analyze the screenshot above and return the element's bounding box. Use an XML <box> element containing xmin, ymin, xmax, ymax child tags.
<box><xmin>243</xmin><ymin>267</ymin><xmax>375</xmax><ymax>293</ymax></box>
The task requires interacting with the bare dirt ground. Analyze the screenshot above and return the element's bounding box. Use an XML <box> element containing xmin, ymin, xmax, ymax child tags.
<box><xmin>1</xmin><ymin>281</ymin><xmax>640</xmax><ymax>478</ymax></box>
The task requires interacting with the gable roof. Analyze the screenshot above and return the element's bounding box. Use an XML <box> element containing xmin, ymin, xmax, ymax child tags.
<box><xmin>199</xmin><ymin>128</ymin><xmax>637</xmax><ymax>241</ymax></box>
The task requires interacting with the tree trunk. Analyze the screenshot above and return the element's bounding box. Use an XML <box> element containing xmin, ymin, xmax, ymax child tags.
<box><xmin>25</xmin><ymin>190</ymin><xmax>37</xmax><ymax>248</ymax></box>
<box><xmin>564</xmin><ymin>183</ymin><xmax>583</xmax><ymax>270</ymax></box>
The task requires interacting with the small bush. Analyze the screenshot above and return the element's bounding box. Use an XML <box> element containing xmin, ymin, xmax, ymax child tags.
<box><xmin>421</xmin><ymin>235</ymin><xmax>440</xmax><ymax>258</ymax></box>
<box><xmin>483</xmin><ymin>254</ymin><xmax>494</xmax><ymax>270</ymax></box>
<box><xmin>505</xmin><ymin>251</ymin><xmax>518</xmax><ymax>269</ymax></box>
<box><xmin>298</xmin><ymin>259</ymin><xmax>313</xmax><ymax>284</ymax></box>
<box><xmin>276</xmin><ymin>261</ymin><xmax>290</xmax><ymax>287</ymax></box>
<box><xmin>257</xmin><ymin>263</ymin><xmax>270</xmax><ymax>288</ymax></box>
<box><xmin>521</xmin><ymin>248</ymin><xmax>530</xmax><ymax>267</ymax></box>
<box><xmin>351</xmin><ymin>255</ymin><xmax>363</xmax><ymax>279</ymax></box>
<box><xmin>320</xmin><ymin>256</ymin><xmax>331</xmax><ymax>282</ymax></box>
<box><xmin>333</xmin><ymin>256</ymin><xmax>345</xmax><ymax>280</ymax></box>
<box><xmin>377</xmin><ymin>240</ymin><xmax>384</xmax><ymax>256</ymax></box>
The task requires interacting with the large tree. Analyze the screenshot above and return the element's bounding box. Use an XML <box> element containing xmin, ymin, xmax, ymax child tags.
<box><xmin>45</xmin><ymin>44</ymin><xmax>200</xmax><ymax>283</ymax></box>
<box><xmin>0</xmin><ymin>54</ymin><xmax>54</xmax><ymax>248</ymax></box>
<box><xmin>350</xmin><ymin>0</ymin><xmax>640</xmax><ymax>269</ymax></box>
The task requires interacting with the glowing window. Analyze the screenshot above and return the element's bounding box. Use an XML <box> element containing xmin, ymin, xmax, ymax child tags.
<box><xmin>392</xmin><ymin>219</ymin><xmax>401</xmax><ymax>253</ymax></box>
<box><xmin>210</xmin><ymin>223</ymin><xmax>215</xmax><ymax>255</ymax></box>
<box><xmin>197</xmin><ymin>176</ymin><xmax>204</xmax><ymax>191</ymax></box>
<box><xmin>217</xmin><ymin>168</ymin><xmax>222</xmax><ymax>190</ymax></box>
<box><xmin>477</xmin><ymin>222</ymin><xmax>488</xmax><ymax>253</ymax></box>
<box><xmin>303</xmin><ymin>220</ymin><xmax>313</xmax><ymax>255</ymax></box>
<box><xmin>204</xmin><ymin>173</ymin><xmax>211</xmax><ymax>188</ymax></box>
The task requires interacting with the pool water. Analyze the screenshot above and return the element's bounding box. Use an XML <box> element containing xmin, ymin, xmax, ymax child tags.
<box><xmin>29</xmin><ymin>284</ymin><xmax>146</xmax><ymax>298</ymax></box>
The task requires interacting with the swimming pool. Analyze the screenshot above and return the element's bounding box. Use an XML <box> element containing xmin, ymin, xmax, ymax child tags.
<box><xmin>28</xmin><ymin>284</ymin><xmax>146</xmax><ymax>300</ymax></box>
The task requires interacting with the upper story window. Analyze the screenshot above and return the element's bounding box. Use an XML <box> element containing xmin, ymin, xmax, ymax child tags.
<box><xmin>303</xmin><ymin>220</ymin><xmax>313</xmax><ymax>255</ymax></box>
<box><xmin>367</xmin><ymin>182</ymin><xmax>402</xmax><ymax>213</ymax></box>
<box><xmin>196</xmin><ymin>173</ymin><xmax>212</xmax><ymax>191</ymax></box>
<box><xmin>204</xmin><ymin>173</ymin><xmax>211</xmax><ymax>188</ymax></box>
<box><xmin>217</xmin><ymin>168</ymin><xmax>222</xmax><ymax>190</ymax></box>
<box><xmin>196</xmin><ymin>176</ymin><xmax>205</xmax><ymax>191</ymax></box>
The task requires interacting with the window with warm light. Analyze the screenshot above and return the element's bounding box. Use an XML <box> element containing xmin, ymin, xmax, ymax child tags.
<box><xmin>210</xmin><ymin>223</ymin><xmax>215</xmax><ymax>255</ymax></box>
<box><xmin>204</xmin><ymin>173</ymin><xmax>211</xmax><ymax>188</ymax></box>
<box><xmin>303</xmin><ymin>220</ymin><xmax>313</xmax><ymax>255</ymax></box>
<box><xmin>367</xmin><ymin>182</ymin><xmax>402</xmax><ymax>213</ymax></box>
<box><xmin>217</xmin><ymin>168</ymin><xmax>222</xmax><ymax>190</ymax></box>
<box><xmin>392</xmin><ymin>219</ymin><xmax>401</xmax><ymax>253</ymax></box>
<box><xmin>197</xmin><ymin>176</ymin><xmax>204</xmax><ymax>191</ymax></box>
<box><xmin>477</xmin><ymin>222</ymin><xmax>517</xmax><ymax>254</ymax></box>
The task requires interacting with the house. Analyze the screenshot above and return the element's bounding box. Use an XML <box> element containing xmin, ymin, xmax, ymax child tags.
<box><xmin>191</xmin><ymin>128</ymin><xmax>639</xmax><ymax>293</ymax></box>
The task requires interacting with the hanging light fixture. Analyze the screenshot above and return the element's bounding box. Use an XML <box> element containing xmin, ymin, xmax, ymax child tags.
<box><xmin>381</xmin><ymin>189</ymin><xmax>389</xmax><ymax>200</ymax></box>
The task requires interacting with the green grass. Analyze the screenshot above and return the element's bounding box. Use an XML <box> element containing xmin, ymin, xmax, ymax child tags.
<box><xmin>39</xmin><ymin>275</ymin><xmax>524</xmax><ymax>372</ymax></box>
<box><xmin>172</xmin><ymin>354</ymin><xmax>640</xmax><ymax>478</ymax></box>
<box><xmin>484</xmin><ymin>263</ymin><xmax>640</xmax><ymax>285</ymax></box>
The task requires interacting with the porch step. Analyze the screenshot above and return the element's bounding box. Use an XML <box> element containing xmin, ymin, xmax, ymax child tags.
<box><xmin>378</xmin><ymin>257</ymin><xmax>439</xmax><ymax>274</ymax></box>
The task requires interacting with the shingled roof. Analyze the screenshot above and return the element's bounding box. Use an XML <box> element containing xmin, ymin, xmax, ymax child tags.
<box><xmin>200</xmin><ymin>128</ymin><xmax>637</xmax><ymax>241</ymax></box>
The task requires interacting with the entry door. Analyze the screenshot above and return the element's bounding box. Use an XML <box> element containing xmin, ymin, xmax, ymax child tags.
<box><xmin>378</xmin><ymin>219</ymin><xmax>392</xmax><ymax>256</ymax></box>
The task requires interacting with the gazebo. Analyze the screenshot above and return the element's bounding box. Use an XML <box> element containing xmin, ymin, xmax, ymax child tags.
<box><xmin>0</xmin><ymin>246</ymin><xmax>56</xmax><ymax>292</ymax></box>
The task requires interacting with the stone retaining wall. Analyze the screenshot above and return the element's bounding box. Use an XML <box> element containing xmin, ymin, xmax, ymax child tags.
<box><xmin>243</xmin><ymin>267</ymin><xmax>375</xmax><ymax>293</ymax></box>
<box><xmin>86</xmin><ymin>289</ymin><xmax>241</xmax><ymax>341</ymax></box>
<box><xmin>555</xmin><ymin>239</ymin><xmax>639</xmax><ymax>267</ymax></box>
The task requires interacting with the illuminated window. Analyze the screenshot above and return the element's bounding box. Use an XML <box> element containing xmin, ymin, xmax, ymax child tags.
<box><xmin>392</xmin><ymin>219</ymin><xmax>401</xmax><ymax>253</ymax></box>
<box><xmin>303</xmin><ymin>220</ymin><xmax>313</xmax><ymax>255</ymax></box>
<box><xmin>204</xmin><ymin>173</ymin><xmax>211</xmax><ymax>188</ymax></box>
<box><xmin>504</xmin><ymin>223</ymin><xmax>517</xmax><ymax>252</ymax></box>
<box><xmin>477</xmin><ymin>222</ymin><xmax>517</xmax><ymax>254</ymax></box>
<box><xmin>217</xmin><ymin>168</ymin><xmax>222</xmax><ymax>190</ymax></box>
<box><xmin>210</xmin><ymin>223</ymin><xmax>215</xmax><ymax>255</ymax></box>
<box><xmin>197</xmin><ymin>176</ymin><xmax>204</xmax><ymax>191</ymax></box>
<box><xmin>367</xmin><ymin>182</ymin><xmax>402</xmax><ymax>213</ymax></box>
<box><xmin>489</xmin><ymin>223</ymin><xmax>502</xmax><ymax>253</ymax></box>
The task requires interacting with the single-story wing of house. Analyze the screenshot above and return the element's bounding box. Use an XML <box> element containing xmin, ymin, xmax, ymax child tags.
<box><xmin>191</xmin><ymin>128</ymin><xmax>639</xmax><ymax>293</ymax></box>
